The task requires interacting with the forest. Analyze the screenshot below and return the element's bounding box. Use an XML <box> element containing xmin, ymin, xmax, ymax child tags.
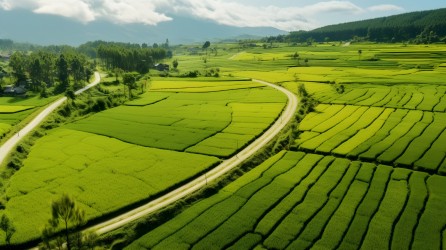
<box><xmin>266</xmin><ymin>8</ymin><xmax>446</xmax><ymax>43</ymax></box>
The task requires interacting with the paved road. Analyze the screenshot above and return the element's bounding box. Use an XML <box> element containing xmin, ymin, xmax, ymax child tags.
<box><xmin>0</xmin><ymin>72</ymin><xmax>101</xmax><ymax>165</ymax></box>
<box><xmin>87</xmin><ymin>79</ymin><xmax>298</xmax><ymax>235</ymax></box>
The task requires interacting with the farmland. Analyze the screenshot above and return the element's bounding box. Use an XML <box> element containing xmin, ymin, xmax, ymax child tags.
<box><xmin>296</xmin><ymin>104</ymin><xmax>446</xmax><ymax>174</ymax></box>
<box><xmin>0</xmin><ymin>95</ymin><xmax>57</xmax><ymax>139</ymax></box>
<box><xmin>120</xmin><ymin>43</ymin><xmax>446</xmax><ymax>250</ymax></box>
<box><xmin>1</xmin><ymin>40</ymin><xmax>446</xmax><ymax>249</ymax></box>
<box><xmin>0</xmin><ymin>78</ymin><xmax>287</xmax><ymax>244</ymax></box>
<box><xmin>67</xmin><ymin>79</ymin><xmax>286</xmax><ymax>157</ymax></box>
<box><xmin>126</xmin><ymin>151</ymin><xmax>446</xmax><ymax>250</ymax></box>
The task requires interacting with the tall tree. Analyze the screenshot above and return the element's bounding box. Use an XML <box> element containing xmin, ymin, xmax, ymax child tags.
<box><xmin>9</xmin><ymin>52</ymin><xmax>28</xmax><ymax>83</ymax></box>
<box><xmin>29</xmin><ymin>57</ymin><xmax>43</xmax><ymax>91</ymax></box>
<box><xmin>70</xmin><ymin>56</ymin><xmax>85</xmax><ymax>87</ymax></box>
<box><xmin>56</xmin><ymin>54</ymin><xmax>69</xmax><ymax>92</ymax></box>
<box><xmin>48</xmin><ymin>194</ymin><xmax>85</xmax><ymax>250</ymax></box>
<box><xmin>202</xmin><ymin>41</ymin><xmax>211</xmax><ymax>55</ymax></box>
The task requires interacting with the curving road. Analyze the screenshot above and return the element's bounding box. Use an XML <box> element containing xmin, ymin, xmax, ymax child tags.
<box><xmin>87</xmin><ymin>79</ymin><xmax>298</xmax><ymax>235</ymax></box>
<box><xmin>0</xmin><ymin>72</ymin><xmax>101</xmax><ymax>165</ymax></box>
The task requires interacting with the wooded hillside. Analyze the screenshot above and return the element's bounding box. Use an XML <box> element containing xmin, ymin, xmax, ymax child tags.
<box><xmin>274</xmin><ymin>8</ymin><xmax>446</xmax><ymax>43</ymax></box>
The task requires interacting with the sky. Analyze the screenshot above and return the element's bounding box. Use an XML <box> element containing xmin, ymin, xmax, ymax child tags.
<box><xmin>0</xmin><ymin>0</ymin><xmax>445</xmax><ymax>31</ymax></box>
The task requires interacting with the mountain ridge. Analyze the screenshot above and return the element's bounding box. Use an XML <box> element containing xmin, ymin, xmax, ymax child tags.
<box><xmin>0</xmin><ymin>9</ymin><xmax>286</xmax><ymax>46</ymax></box>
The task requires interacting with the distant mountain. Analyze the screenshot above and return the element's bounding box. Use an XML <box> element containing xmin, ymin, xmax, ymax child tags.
<box><xmin>0</xmin><ymin>9</ymin><xmax>286</xmax><ymax>46</ymax></box>
<box><xmin>282</xmin><ymin>8</ymin><xmax>446</xmax><ymax>43</ymax></box>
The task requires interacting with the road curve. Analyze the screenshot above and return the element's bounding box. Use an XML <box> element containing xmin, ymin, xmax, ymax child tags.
<box><xmin>0</xmin><ymin>72</ymin><xmax>101</xmax><ymax>165</ymax></box>
<box><xmin>87</xmin><ymin>79</ymin><xmax>298</xmax><ymax>235</ymax></box>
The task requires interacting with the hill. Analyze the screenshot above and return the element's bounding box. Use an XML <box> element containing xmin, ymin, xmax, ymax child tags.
<box><xmin>282</xmin><ymin>8</ymin><xmax>446</xmax><ymax>43</ymax></box>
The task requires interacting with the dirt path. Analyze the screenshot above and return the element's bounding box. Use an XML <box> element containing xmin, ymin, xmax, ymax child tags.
<box><xmin>87</xmin><ymin>79</ymin><xmax>298</xmax><ymax>235</ymax></box>
<box><xmin>0</xmin><ymin>72</ymin><xmax>101</xmax><ymax>165</ymax></box>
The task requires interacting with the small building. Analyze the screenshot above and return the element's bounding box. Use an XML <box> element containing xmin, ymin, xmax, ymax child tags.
<box><xmin>155</xmin><ymin>63</ymin><xmax>170</xmax><ymax>71</ymax></box>
<box><xmin>3</xmin><ymin>85</ymin><xmax>26</xmax><ymax>95</ymax></box>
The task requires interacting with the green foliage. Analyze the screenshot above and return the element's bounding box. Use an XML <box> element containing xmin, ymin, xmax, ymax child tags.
<box><xmin>97</xmin><ymin>43</ymin><xmax>166</xmax><ymax>73</ymax></box>
<box><xmin>0</xmin><ymin>214</ymin><xmax>16</xmax><ymax>245</ymax></box>
<box><xmin>278</xmin><ymin>8</ymin><xmax>446</xmax><ymax>43</ymax></box>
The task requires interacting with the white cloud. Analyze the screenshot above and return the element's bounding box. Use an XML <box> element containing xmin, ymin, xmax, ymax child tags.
<box><xmin>368</xmin><ymin>4</ymin><xmax>404</xmax><ymax>12</ymax></box>
<box><xmin>33</xmin><ymin>0</ymin><xmax>96</xmax><ymax>23</ymax></box>
<box><xmin>95</xmin><ymin>0</ymin><xmax>172</xmax><ymax>25</ymax></box>
<box><xmin>171</xmin><ymin>0</ymin><xmax>364</xmax><ymax>31</ymax></box>
<box><xmin>0</xmin><ymin>0</ymin><xmax>372</xmax><ymax>30</ymax></box>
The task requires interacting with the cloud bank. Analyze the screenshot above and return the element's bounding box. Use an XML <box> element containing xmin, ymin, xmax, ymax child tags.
<box><xmin>0</xmin><ymin>0</ymin><xmax>404</xmax><ymax>31</ymax></box>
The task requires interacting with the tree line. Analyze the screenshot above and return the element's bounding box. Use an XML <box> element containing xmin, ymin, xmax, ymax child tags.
<box><xmin>97</xmin><ymin>43</ymin><xmax>167</xmax><ymax>73</ymax></box>
<box><xmin>265</xmin><ymin>8</ymin><xmax>446</xmax><ymax>44</ymax></box>
<box><xmin>8</xmin><ymin>48</ymin><xmax>94</xmax><ymax>95</ymax></box>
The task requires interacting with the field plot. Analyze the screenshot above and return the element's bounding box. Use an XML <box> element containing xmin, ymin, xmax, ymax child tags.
<box><xmin>1</xmin><ymin>79</ymin><xmax>286</xmax><ymax>244</ymax></box>
<box><xmin>126</xmin><ymin>152</ymin><xmax>446</xmax><ymax>250</ymax></box>
<box><xmin>1</xmin><ymin>129</ymin><xmax>220</xmax><ymax>243</ymax></box>
<box><xmin>291</xmin><ymin>82</ymin><xmax>446</xmax><ymax>112</ymax></box>
<box><xmin>0</xmin><ymin>95</ymin><xmax>57</xmax><ymax>138</ymax></box>
<box><xmin>296</xmin><ymin>104</ymin><xmax>446</xmax><ymax>174</ymax></box>
<box><xmin>67</xmin><ymin>79</ymin><xmax>286</xmax><ymax>157</ymax></box>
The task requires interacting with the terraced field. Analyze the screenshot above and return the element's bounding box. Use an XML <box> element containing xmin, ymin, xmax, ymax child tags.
<box><xmin>296</xmin><ymin>104</ymin><xmax>446</xmax><ymax>175</ymax></box>
<box><xmin>0</xmin><ymin>79</ymin><xmax>287</xmax><ymax>244</ymax></box>
<box><xmin>121</xmin><ymin>44</ymin><xmax>446</xmax><ymax>250</ymax></box>
<box><xmin>295</xmin><ymin>83</ymin><xmax>446</xmax><ymax>112</ymax></box>
<box><xmin>126</xmin><ymin>151</ymin><xmax>446</xmax><ymax>250</ymax></box>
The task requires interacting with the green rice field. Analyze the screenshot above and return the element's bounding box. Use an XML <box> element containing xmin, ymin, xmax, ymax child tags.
<box><xmin>126</xmin><ymin>151</ymin><xmax>446</xmax><ymax>250</ymax></box>
<box><xmin>0</xmin><ymin>78</ymin><xmax>287</xmax><ymax>244</ymax></box>
<box><xmin>2</xmin><ymin>42</ymin><xmax>446</xmax><ymax>248</ymax></box>
<box><xmin>0</xmin><ymin>95</ymin><xmax>57</xmax><ymax>139</ymax></box>
<box><xmin>122</xmin><ymin>43</ymin><xmax>446</xmax><ymax>249</ymax></box>
<box><xmin>67</xmin><ymin>79</ymin><xmax>286</xmax><ymax>157</ymax></box>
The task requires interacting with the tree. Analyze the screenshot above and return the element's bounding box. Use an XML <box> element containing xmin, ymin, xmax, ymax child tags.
<box><xmin>123</xmin><ymin>73</ymin><xmax>137</xmax><ymax>99</ymax></box>
<box><xmin>113</xmin><ymin>67</ymin><xmax>124</xmax><ymax>82</ymax></box>
<box><xmin>9</xmin><ymin>52</ymin><xmax>27</xmax><ymax>83</ymax></box>
<box><xmin>29</xmin><ymin>57</ymin><xmax>43</xmax><ymax>91</ymax></box>
<box><xmin>172</xmin><ymin>59</ymin><xmax>179</xmax><ymax>70</ymax></box>
<box><xmin>0</xmin><ymin>214</ymin><xmax>16</xmax><ymax>246</ymax></box>
<box><xmin>292</xmin><ymin>52</ymin><xmax>300</xmax><ymax>65</ymax></box>
<box><xmin>304</xmin><ymin>58</ymin><xmax>309</xmax><ymax>66</ymax></box>
<box><xmin>56</xmin><ymin>54</ymin><xmax>69</xmax><ymax>92</ymax></box>
<box><xmin>70</xmin><ymin>56</ymin><xmax>85</xmax><ymax>87</ymax></box>
<box><xmin>202</xmin><ymin>41</ymin><xmax>211</xmax><ymax>55</ymax></box>
<box><xmin>65</xmin><ymin>87</ymin><xmax>76</xmax><ymax>102</ymax></box>
<box><xmin>47</xmin><ymin>194</ymin><xmax>85</xmax><ymax>250</ymax></box>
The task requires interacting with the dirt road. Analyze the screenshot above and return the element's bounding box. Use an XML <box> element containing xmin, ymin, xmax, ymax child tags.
<box><xmin>0</xmin><ymin>72</ymin><xmax>101</xmax><ymax>165</ymax></box>
<box><xmin>87</xmin><ymin>79</ymin><xmax>298</xmax><ymax>235</ymax></box>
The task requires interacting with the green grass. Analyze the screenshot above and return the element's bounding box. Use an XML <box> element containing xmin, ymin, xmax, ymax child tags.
<box><xmin>0</xmin><ymin>105</ymin><xmax>34</xmax><ymax>113</ymax></box>
<box><xmin>2</xmin><ymin>129</ymin><xmax>219</xmax><ymax>244</ymax></box>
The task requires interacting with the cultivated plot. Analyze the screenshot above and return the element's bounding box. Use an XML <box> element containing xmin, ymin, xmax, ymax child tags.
<box><xmin>126</xmin><ymin>151</ymin><xmax>446</xmax><ymax>250</ymax></box>
<box><xmin>296</xmin><ymin>104</ymin><xmax>446</xmax><ymax>174</ymax></box>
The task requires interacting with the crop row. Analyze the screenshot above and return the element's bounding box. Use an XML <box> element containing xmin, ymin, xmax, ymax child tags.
<box><xmin>297</xmin><ymin>104</ymin><xmax>446</xmax><ymax>175</ymax></box>
<box><xmin>0</xmin><ymin>129</ymin><xmax>220</xmax><ymax>244</ymax></box>
<box><xmin>312</xmin><ymin>84</ymin><xmax>446</xmax><ymax>112</ymax></box>
<box><xmin>126</xmin><ymin>152</ymin><xmax>446</xmax><ymax>250</ymax></box>
<box><xmin>68</xmin><ymin>85</ymin><xmax>286</xmax><ymax>157</ymax></box>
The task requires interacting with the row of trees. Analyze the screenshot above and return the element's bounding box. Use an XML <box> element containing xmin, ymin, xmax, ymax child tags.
<box><xmin>97</xmin><ymin>44</ymin><xmax>167</xmax><ymax>73</ymax></box>
<box><xmin>8</xmin><ymin>50</ymin><xmax>94</xmax><ymax>94</ymax></box>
